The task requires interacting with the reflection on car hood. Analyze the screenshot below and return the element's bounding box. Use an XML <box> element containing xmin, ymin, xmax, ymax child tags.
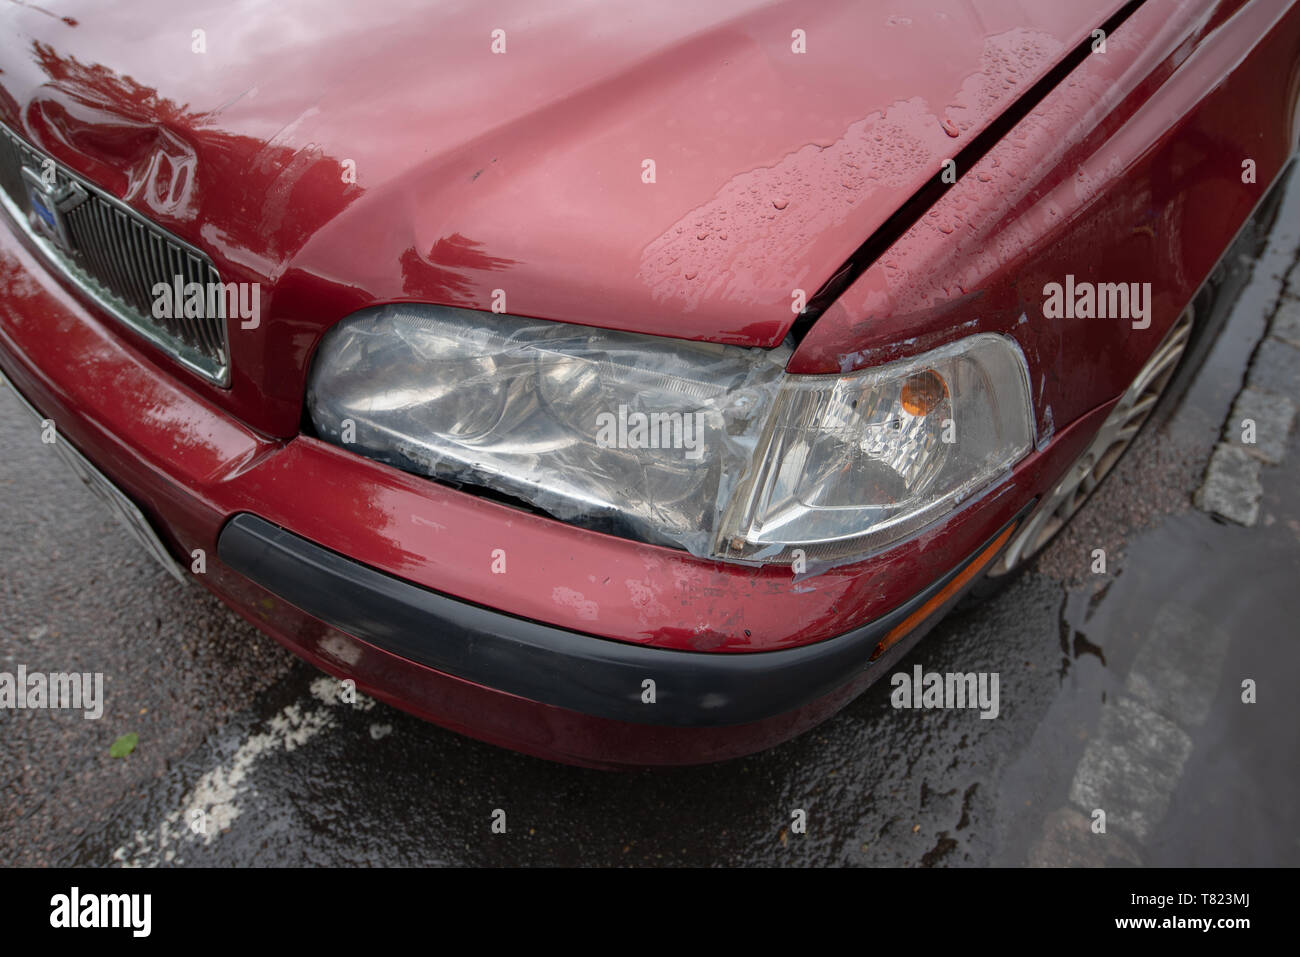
<box><xmin>0</xmin><ymin>0</ymin><xmax>1122</xmax><ymax>346</ymax></box>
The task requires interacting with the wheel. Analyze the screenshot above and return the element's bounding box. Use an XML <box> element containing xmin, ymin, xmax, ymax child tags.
<box><xmin>969</xmin><ymin>304</ymin><xmax>1194</xmax><ymax>595</ymax></box>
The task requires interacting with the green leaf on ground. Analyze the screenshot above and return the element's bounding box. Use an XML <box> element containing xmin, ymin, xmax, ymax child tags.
<box><xmin>109</xmin><ymin>733</ymin><xmax>139</xmax><ymax>758</ymax></box>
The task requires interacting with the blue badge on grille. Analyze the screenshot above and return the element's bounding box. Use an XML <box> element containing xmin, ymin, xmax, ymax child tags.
<box><xmin>21</xmin><ymin>166</ymin><xmax>86</xmax><ymax>252</ymax></box>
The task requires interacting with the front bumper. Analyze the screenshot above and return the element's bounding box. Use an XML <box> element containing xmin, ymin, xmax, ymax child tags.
<box><xmin>218</xmin><ymin>511</ymin><xmax>1024</xmax><ymax>728</ymax></box>
<box><xmin>0</xmin><ymin>202</ymin><xmax>1109</xmax><ymax>766</ymax></box>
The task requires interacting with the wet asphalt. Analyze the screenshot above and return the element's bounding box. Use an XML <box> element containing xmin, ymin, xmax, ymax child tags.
<box><xmin>2</xmin><ymin>187</ymin><xmax>1299</xmax><ymax>868</ymax></box>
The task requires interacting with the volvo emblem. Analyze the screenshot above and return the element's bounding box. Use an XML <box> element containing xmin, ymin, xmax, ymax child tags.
<box><xmin>21</xmin><ymin>162</ymin><xmax>87</xmax><ymax>253</ymax></box>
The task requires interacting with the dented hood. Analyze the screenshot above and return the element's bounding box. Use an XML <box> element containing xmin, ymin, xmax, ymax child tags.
<box><xmin>0</xmin><ymin>0</ymin><xmax>1122</xmax><ymax>352</ymax></box>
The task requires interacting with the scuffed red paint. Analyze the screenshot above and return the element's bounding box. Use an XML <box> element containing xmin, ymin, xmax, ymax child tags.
<box><xmin>551</xmin><ymin>586</ymin><xmax>600</xmax><ymax>622</ymax></box>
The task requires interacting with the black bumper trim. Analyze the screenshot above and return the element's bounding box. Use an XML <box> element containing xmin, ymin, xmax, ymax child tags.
<box><xmin>217</xmin><ymin>513</ymin><xmax>1019</xmax><ymax>728</ymax></box>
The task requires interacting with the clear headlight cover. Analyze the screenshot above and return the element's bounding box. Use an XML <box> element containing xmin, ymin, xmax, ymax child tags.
<box><xmin>308</xmin><ymin>305</ymin><xmax>1033</xmax><ymax>568</ymax></box>
<box><xmin>713</xmin><ymin>335</ymin><xmax>1034</xmax><ymax>564</ymax></box>
<box><xmin>307</xmin><ymin>304</ymin><xmax>791</xmax><ymax>555</ymax></box>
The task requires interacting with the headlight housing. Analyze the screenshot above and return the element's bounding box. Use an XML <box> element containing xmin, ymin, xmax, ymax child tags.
<box><xmin>308</xmin><ymin>305</ymin><xmax>1033</xmax><ymax>568</ymax></box>
<box><xmin>714</xmin><ymin>336</ymin><xmax>1034</xmax><ymax>564</ymax></box>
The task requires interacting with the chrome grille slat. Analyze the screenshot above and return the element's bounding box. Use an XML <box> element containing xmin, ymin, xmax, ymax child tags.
<box><xmin>88</xmin><ymin>200</ymin><xmax>122</xmax><ymax>296</ymax></box>
<box><xmin>95</xmin><ymin>200</ymin><xmax>132</xmax><ymax>307</ymax></box>
<box><xmin>133</xmin><ymin>222</ymin><xmax>158</xmax><ymax>318</ymax></box>
<box><xmin>63</xmin><ymin>204</ymin><xmax>102</xmax><ymax>281</ymax></box>
<box><xmin>172</xmin><ymin>244</ymin><xmax>201</xmax><ymax>352</ymax></box>
<box><xmin>113</xmin><ymin>207</ymin><xmax>148</xmax><ymax>313</ymax></box>
<box><xmin>145</xmin><ymin>231</ymin><xmax>176</xmax><ymax>341</ymax></box>
<box><xmin>188</xmin><ymin>252</ymin><xmax>213</xmax><ymax>353</ymax></box>
<box><xmin>0</xmin><ymin>121</ymin><xmax>230</xmax><ymax>385</ymax></box>
<box><xmin>72</xmin><ymin>203</ymin><xmax>122</xmax><ymax>315</ymax></box>
<box><xmin>131</xmin><ymin>220</ymin><xmax>161</xmax><ymax>319</ymax></box>
<box><xmin>79</xmin><ymin>207</ymin><xmax>121</xmax><ymax>306</ymax></box>
<box><xmin>107</xmin><ymin>208</ymin><xmax>136</xmax><ymax>307</ymax></box>
<box><xmin>125</xmin><ymin>218</ymin><xmax>153</xmax><ymax>314</ymax></box>
<box><xmin>107</xmin><ymin>204</ymin><xmax>141</xmax><ymax>310</ymax></box>
<box><xmin>205</xmin><ymin>262</ymin><xmax>225</xmax><ymax>354</ymax></box>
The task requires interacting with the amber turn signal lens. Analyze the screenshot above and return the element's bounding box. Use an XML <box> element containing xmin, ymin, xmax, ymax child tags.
<box><xmin>899</xmin><ymin>369</ymin><xmax>948</xmax><ymax>416</ymax></box>
<box><xmin>869</xmin><ymin>520</ymin><xmax>1017</xmax><ymax>662</ymax></box>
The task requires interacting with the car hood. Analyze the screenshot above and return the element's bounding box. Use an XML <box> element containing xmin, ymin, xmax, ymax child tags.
<box><xmin>0</xmin><ymin>0</ymin><xmax>1122</xmax><ymax>431</ymax></box>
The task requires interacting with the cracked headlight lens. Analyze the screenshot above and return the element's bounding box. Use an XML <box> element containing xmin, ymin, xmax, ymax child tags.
<box><xmin>308</xmin><ymin>305</ymin><xmax>1033</xmax><ymax>567</ymax></box>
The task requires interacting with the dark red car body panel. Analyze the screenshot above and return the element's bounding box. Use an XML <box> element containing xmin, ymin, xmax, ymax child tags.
<box><xmin>0</xmin><ymin>0</ymin><xmax>1297</xmax><ymax>765</ymax></box>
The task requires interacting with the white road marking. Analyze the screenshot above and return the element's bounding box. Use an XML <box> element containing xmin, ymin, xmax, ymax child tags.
<box><xmin>111</xmin><ymin>677</ymin><xmax>374</xmax><ymax>866</ymax></box>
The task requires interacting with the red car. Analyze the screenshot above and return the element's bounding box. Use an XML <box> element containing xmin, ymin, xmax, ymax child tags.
<box><xmin>1</xmin><ymin>1</ymin><xmax>1296</xmax><ymax>767</ymax></box>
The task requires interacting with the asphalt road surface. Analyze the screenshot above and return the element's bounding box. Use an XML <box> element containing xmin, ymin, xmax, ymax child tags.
<box><xmin>3</xmin><ymin>183</ymin><xmax>1299</xmax><ymax>868</ymax></box>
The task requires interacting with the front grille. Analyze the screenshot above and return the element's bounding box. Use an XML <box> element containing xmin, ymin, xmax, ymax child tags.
<box><xmin>0</xmin><ymin>123</ymin><xmax>229</xmax><ymax>385</ymax></box>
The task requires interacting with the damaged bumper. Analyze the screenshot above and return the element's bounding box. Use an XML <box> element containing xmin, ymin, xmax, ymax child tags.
<box><xmin>217</xmin><ymin>510</ymin><xmax>1025</xmax><ymax>728</ymax></box>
